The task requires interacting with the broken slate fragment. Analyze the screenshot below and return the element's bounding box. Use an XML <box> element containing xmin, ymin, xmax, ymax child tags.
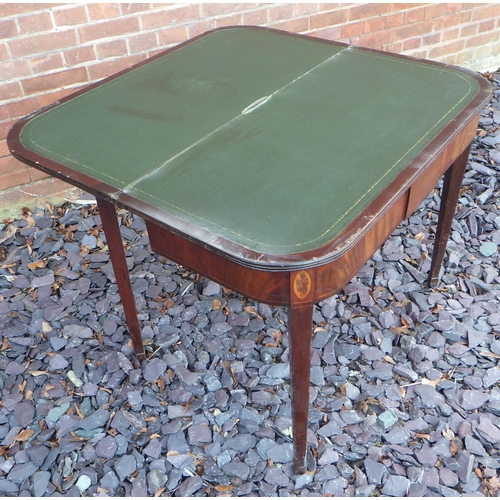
<box><xmin>95</xmin><ymin>435</ymin><xmax>117</xmax><ymax>459</ymax></box>
<box><xmin>114</xmin><ymin>454</ymin><xmax>137</xmax><ymax>481</ymax></box>
<box><xmin>267</xmin><ymin>442</ymin><xmax>294</xmax><ymax>463</ymax></box>
<box><xmin>63</xmin><ymin>324</ymin><xmax>93</xmax><ymax>338</ymax></box>
<box><xmin>143</xmin><ymin>358</ymin><xmax>167</xmax><ymax>382</ymax></box>
<box><xmin>187</xmin><ymin>424</ymin><xmax>212</xmax><ymax>447</ymax></box>
<box><xmin>476</xmin><ymin>416</ymin><xmax>500</xmax><ymax>443</ymax></box>
<box><xmin>222</xmin><ymin>461</ymin><xmax>250</xmax><ymax>481</ymax></box>
<box><xmin>460</xmin><ymin>390</ymin><xmax>489</xmax><ymax>411</ymax></box>
<box><xmin>31</xmin><ymin>273</ymin><xmax>55</xmax><ymax>288</ymax></box>
<box><xmin>32</xmin><ymin>471</ymin><xmax>51</xmax><ymax>497</ymax></box>
<box><xmin>381</xmin><ymin>475</ymin><xmax>410</xmax><ymax>497</ymax></box>
<box><xmin>79</xmin><ymin>408</ymin><xmax>110</xmax><ymax>430</ymax></box>
<box><xmin>364</xmin><ymin>458</ymin><xmax>387</xmax><ymax>485</ymax></box>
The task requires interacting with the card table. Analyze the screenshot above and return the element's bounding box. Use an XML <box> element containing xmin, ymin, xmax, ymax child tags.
<box><xmin>8</xmin><ymin>27</ymin><xmax>491</xmax><ymax>473</ymax></box>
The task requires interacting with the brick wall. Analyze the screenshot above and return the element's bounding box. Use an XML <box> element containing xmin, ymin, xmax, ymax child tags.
<box><xmin>1</xmin><ymin>3</ymin><xmax>500</xmax><ymax>215</ymax></box>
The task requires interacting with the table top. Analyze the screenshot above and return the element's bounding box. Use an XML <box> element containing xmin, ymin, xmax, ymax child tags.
<box><xmin>10</xmin><ymin>27</ymin><xmax>490</xmax><ymax>268</ymax></box>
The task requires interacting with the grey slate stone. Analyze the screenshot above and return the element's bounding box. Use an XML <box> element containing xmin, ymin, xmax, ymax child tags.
<box><xmin>32</xmin><ymin>471</ymin><xmax>51</xmax><ymax>497</ymax></box>
<box><xmin>264</xmin><ymin>466</ymin><xmax>290</xmax><ymax>487</ymax></box>
<box><xmin>222</xmin><ymin>461</ymin><xmax>250</xmax><ymax>481</ymax></box>
<box><xmin>465</xmin><ymin>435</ymin><xmax>487</xmax><ymax>456</ymax></box>
<box><xmin>364</xmin><ymin>458</ymin><xmax>387</xmax><ymax>485</ymax></box>
<box><xmin>460</xmin><ymin>390</ymin><xmax>489</xmax><ymax>410</ymax></box>
<box><xmin>176</xmin><ymin>476</ymin><xmax>203</xmax><ymax>497</ymax></box>
<box><xmin>95</xmin><ymin>435</ymin><xmax>117</xmax><ymax>459</ymax></box>
<box><xmin>381</xmin><ymin>475</ymin><xmax>410</xmax><ymax>497</ymax></box>
<box><xmin>114</xmin><ymin>454</ymin><xmax>137</xmax><ymax>481</ymax></box>
<box><xmin>267</xmin><ymin>442</ymin><xmax>294</xmax><ymax>463</ymax></box>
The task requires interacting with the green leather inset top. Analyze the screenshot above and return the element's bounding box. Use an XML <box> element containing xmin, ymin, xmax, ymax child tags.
<box><xmin>19</xmin><ymin>28</ymin><xmax>480</xmax><ymax>255</ymax></box>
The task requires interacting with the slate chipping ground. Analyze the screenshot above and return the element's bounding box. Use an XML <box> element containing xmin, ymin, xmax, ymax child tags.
<box><xmin>0</xmin><ymin>72</ymin><xmax>500</xmax><ymax>497</ymax></box>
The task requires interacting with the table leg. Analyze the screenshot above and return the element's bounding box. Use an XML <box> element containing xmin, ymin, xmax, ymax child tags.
<box><xmin>428</xmin><ymin>144</ymin><xmax>471</xmax><ymax>288</ymax></box>
<box><xmin>96</xmin><ymin>197</ymin><xmax>146</xmax><ymax>360</ymax></box>
<box><xmin>289</xmin><ymin>270</ymin><xmax>314</xmax><ymax>474</ymax></box>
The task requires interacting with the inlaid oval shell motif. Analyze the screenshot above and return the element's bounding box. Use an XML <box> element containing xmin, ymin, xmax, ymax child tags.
<box><xmin>293</xmin><ymin>271</ymin><xmax>311</xmax><ymax>300</ymax></box>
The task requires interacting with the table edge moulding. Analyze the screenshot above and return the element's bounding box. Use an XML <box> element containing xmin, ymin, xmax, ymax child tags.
<box><xmin>7</xmin><ymin>26</ymin><xmax>492</xmax><ymax>473</ymax></box>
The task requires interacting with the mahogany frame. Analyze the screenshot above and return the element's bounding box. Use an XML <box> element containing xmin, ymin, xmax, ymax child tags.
<box><xmin>8</xmin><ymin>27</ymin><xmax>491</xmax><ymax>474</ymax></box>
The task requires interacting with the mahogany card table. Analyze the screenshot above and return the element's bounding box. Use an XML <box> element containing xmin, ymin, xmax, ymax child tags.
<box><xmin>8</xmin><ymin>27</ymin><xmax>491</xmax><ymax>473</ymax></box>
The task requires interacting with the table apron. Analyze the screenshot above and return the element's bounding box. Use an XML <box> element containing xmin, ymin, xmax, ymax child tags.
<box><xmin>146</xmin><ymin>221</ymin><xmax>291</xmax><ymax>305</ymax></box>
<box><xmin>405</xmin><ymin>116</ymin><xmax>479</xmax><ymax>218</ymax></box>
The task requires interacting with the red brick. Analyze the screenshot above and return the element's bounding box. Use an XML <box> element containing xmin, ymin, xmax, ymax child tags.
<box><xmin>0</xmin><ymin>106</ymin><xmax>7</xmax><ymax>122</ymax></box>
<box><xmin>424</xmin><ymin>4</ymin><xmax>445</xmax><ymax>20</ymax></box>
<box><xmin>215</xmin><ymin>15</ymin><xmax>243</xmax><ymax>28</ymax></box>
<box><xmin>17</xmin><ymin>12</ymin><xmax>53</xmax><ymax>35</ymax></box>
<box><xmin>79</xmin><ymin>16</ymin><xmax>140</xmax><ymax>43</ymax></box>
<box><xmin>30</xmin><ymin>53</ymin><xmax>64</xmax><ymax>73</ymax></box>
<box><xmin>310</xmin><ymin>11</ymin><xmax>347</xmax><ymax>30</ymax></box>
<box><xmin>442</xmin><ymin>11</ymin><xmax>472</xmax><ymax>29</ymax></box>
<box><xmin>157</xmin><ymin>26</ymin><xmax>188</xmax><ymax>47</ymax></box>
<box><xmin>122</xmin><ymin>4</ymin><xmax>157</xmax><ymax>15</ymax></box>
<box><xmin>294</xmin><ymin>3</ymin><xmax>321</xmax><ymax>16</ymax></box>
<box><xmin>0</xmin><ymin>19</ymin><xmax>18</xmax><ymax>39</ymax></box>
<box><xmin>404</xmin><ymin>7</ymin><xmax>425</xmax><ymax>25</ymax></box>
<box><xmin>472</xmin><ymin>4</ymin><xmax>500</xmax><ymax>21</ymax></box>
<box><xmin>392</xmin><ymin>20</ymin><xmax>433</xmax><ymax>42</ymax></box>
<box><xmin>402</xmin><ymin>37</ymin><xmax>422</xmax><ymax>51</ymax></box>
<box><xmin>37</xmin><ymin>88</ymin><xmax>81</xmax><ymax>108</ymax></box>
<box><xmin>0</xmin><ymin>117</ymin><xmax>15</xmax><ymax>140</ymax></box>
<box><xmin>391</xmin><ymin>4</ymin><xmax>425</xmax><ymax>12</ymax></box>
<box><xmin>9</xmin><ymin>30</ymin><xmax>78</xmax><ymax>57</ymax></box>
<box><xmin>201</xmin><ymin>3</ymin><xmax>241</xmax><ymax>17</ymax></box>
<box><xmin>53</xmin><ymin>5</ymin><xmax>88</xmax><ymax>27</ymax></box>
<box><xmin>455</xmin><ymin>48</ymin><xmax>476</xmax><ymax>64</ymax></box>
<box><xmin>363</xmin><ymin>16</ymin><xmax>385</xmax><ymax>34</ymax></box>
<box><xmin>443</xmin><ymin>28</ymin><xmax>461</xmax><ymax>42</ymax></box>
<box><xmin>476</xmin><ymin>44</ymin><xmax>496</xmax><ymax>58</ymax></box>
<box><xmin>268</xmin><ymin>4</ymin><xmax>294</xmax><ymax>23</ymax></box>
<box><xmin>353</xmin><ymin>29</ymin><xmax>392</xmax><ymax>48</ymax></box>
<box><xmin>4</xmin><ymin>96</ymin><xmax>41</xmax><ymax>120</ymax></box>
<box><xmin>63</xmin><ymin>46</ymin><xmax>96</xmax><ymax>67</ymax></box>
<box><xmin>384</xmin><ymin>41</ymin><xmax>403</xmax><ymax>53</ymax></box>
<box><xmin>384</xmin><ymin>12</ymin><xmax>404</xmax><ymax>29</ymax></box>
<box><xmin>0</xmin><ymin>139</ymin><xmax>9</xmax><ymax>157</ymax></box>
<box><xmin>310</xmin><ymin>25</ymin><xmax>343</xmax><ymax>41</ymax></box>
<box><xmin>0</xmin><ymin>43</ymin><xmax>8</xmax><ymax>62</ymax></box>
<box><xmin>428</xmin><ymin>39</ymin><xmax>465</xmax><ymax>58</ymax></box>
<box><xmin>187</xmin><ymin>19</ymin><xmax>216</xmax><ymax>39</ymax></box>
<box><xmin>341</xmin><ymin>21</ymin><xmax>364</xmax><ymax>39</ymax></box>
<box><xmin>268</xmin><ymin>18</ymin><xmax>309</xmax><ymax>33</ymax></box>
<box><xmin>87</xmin><ymin>55</ymin><xmax>143</xmax><ymax>81</ymax></box>
<box><xmin>348</xmin><ymin>3</ymin><xmax>390</xmax><ymax>22</ymax></box>
<box><xmin>0</xmin><ymin>169</ymin><xmax>31</xmax><ymax>190</ymax></box>
<box><xmin>0</xmin><ymin>82</ymin><xmax>22</xmax><ymax>101</ymax></box>
<box><xmin>466</xmin><ymin>32</ymin><xmax>500</xmax><ymax>48</ymax></box>
<box><xmin>87</xmin><ymin>3</ymin><xmax>122</xmax><ymax>21</ymax></box>
<box><xmin>318</xmin><ymin>3</ymin><xmax>342</xmax><ymax>12</ymax></box>
<box><xmin>29</xmin><ymin>168</ymin><xmax>50</xmax><ymax>182</ymax></box>
<box><xmin>0</xmin><ymin>4</ymin><xmax>55</xmax><ymax>17</ymax></box>
<box><xmin>0</xmin><ymin>59</ymin><xmax>32</xmax><ymax>80</ymax></box>
<box><xmin>141</xmin><ymin>5</ymin><xmax>200</xmax><ymax>30</ymax></box>
<box><xmin>479</xmin><ymin>19</ymin><xmax>495</xmax><ymax>33</ymax></box>
<box><xmin>96</xmin><ymin>39</ymin><xmax>128</xmax><ymax>59</ymax></box>
<box><xmin>422</xmin><ymin>33</ymin><xmax>441</xmax><ymax>46</ymax></box>
<box><xmin>127</xmin><ymin>32</ymin><xmax>158</xmax><ymax>54</ymax></box>
<box><xmin>0</xmin><ymin>118</ymin><xmax>16</xmax><ymax>140</ymax></box>
<box><xmin>443</xmin><ymin>4</ymin><xmax>464</xmax><ymax>15</ymax></box>
<box><xmin>22</xmin><ymin>67</ymin><xmax>88</xmax><ymax>95</ymax></box>
<box><xmin>460</xmin><ymin>23</ymin><xmax>477</xmax><ymax>38</ymax></box>
<box><xmin>241</xmin><ymin>9</ymin><xmax>268</xmax><ymax>25</ymax></box>
<box><xmin>0</xmin><ymin>155</ymin><xmax>24</xmax><ymax>176</ymax></box>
